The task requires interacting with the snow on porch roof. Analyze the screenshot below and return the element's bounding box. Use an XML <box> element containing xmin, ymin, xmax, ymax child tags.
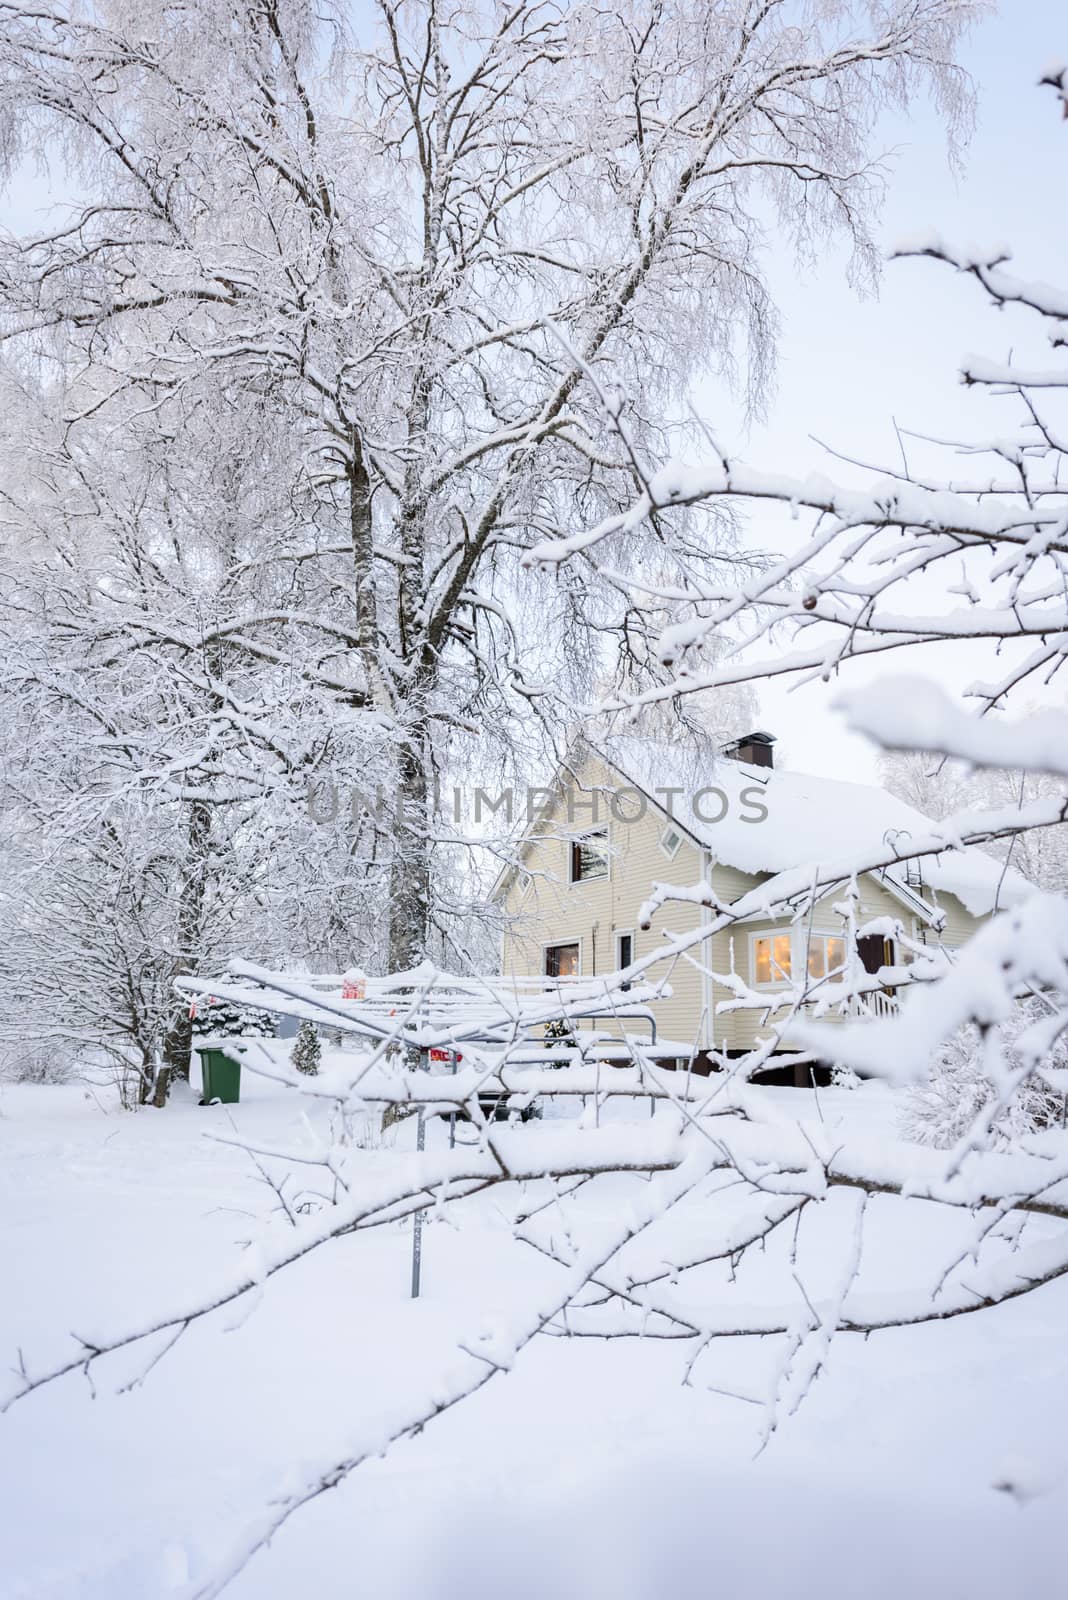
<box><xmin>593</xmin><ymin>735</ymin><xmax>1032</xmax><ymax>918</ymax></box>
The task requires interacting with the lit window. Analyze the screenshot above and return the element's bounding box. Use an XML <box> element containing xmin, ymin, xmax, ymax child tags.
<box><xmin>545</xmin><ymin>942</ymin><xmax>580</xmax><ymax>978</ymax></box>
<box><xmin>659</xmin><ymin>826</ymin><xmax>682</xmax><ymax>860</ymax></box>
<box><xmin>807</xmin><ymin>935</ymin><xmax>846</xmax><ymax>980</ymax></box>
<box><xmin>753</xmin><ymin>934</ymin><xmax>792</xmax><ymax>985</ymax></box>
<box><xmin>570</xmin><ymin>829</ymin><xmax>608</xmax><ymax>883</ymax></box>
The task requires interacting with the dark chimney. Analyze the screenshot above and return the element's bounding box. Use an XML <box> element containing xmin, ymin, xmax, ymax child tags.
<box><xmin>721</xmin><ymin>730</ymin><xmax>776</xmax><ymax>769</ymax></box>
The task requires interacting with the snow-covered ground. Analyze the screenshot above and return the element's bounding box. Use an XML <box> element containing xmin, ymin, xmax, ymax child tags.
<box><xmin>1</xmin><ymin>1069</ymin><xmax>1064</xmax><ymax>1600</ymax></box>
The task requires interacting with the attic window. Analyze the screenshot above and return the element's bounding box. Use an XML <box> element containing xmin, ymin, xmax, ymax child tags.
<box><xmin>659</xmin><ymin>826</ymin><xmax>683</xmax><ymax>860</ymax></box>
<box><xmin>570</xmin><ymin>829</ymin><xmax>608</xmax><ymax>883</ymax></box>
<box><xmin>516</xmin><ymin>869</ymin><xmax>532</xmax><ymax>896</ymax></box>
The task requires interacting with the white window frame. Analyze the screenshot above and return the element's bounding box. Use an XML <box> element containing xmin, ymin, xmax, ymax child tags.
<box><xmin>543</xmin><ymin>937</ymin><xmax>582</xmax><ymax>979</ymax></box>
<box><xmin>568</xmin><ymin>826</ymin><xmax>610</xmax><ymax>886</ymax></box>
<box><xmin>658</xmin><ymin>825</ymin><xmax>683</xmax><ymax>861</ymax></box>
<box><xmin>804</xmin><ymin>931</ymin><xmax>847</xmax><ymax>981</ymax></box>
<box><xmin>749</xmin><ymin>928</ymin><xmax>795</xmax><ymax>989</ymax></box>
<box><xmin>615</xmin><ymin>929</ymin><xmax>634</xmax><ymax>970</ymax></box>
<box><xmin>516</xmin><ymin>868</ymin><xmax>532</xmax><ymax>897</ymax></box>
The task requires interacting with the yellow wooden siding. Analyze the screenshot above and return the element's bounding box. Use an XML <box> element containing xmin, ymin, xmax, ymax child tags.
<box><xmin>499</xmin><ymin>752</ymin><xmax>988</xmax><ymax>1058</ymax></box>
<box><xmin>711</xmin><ymin>871</ymin><xmax>909</xmax><ymax>1051</ymax></box>
<box><xmin>926</xmin><ymin>890</ymin><xmax>982</xmax><ymax>948</ymax></box>
<box><xmin>499</xmin><ymin>753</ymin><xmax>709</xmax><ymax>1051</ymax></box>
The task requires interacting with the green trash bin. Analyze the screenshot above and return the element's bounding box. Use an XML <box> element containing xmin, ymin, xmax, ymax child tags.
<box><xmin>198</xmin><ymin>1048</ymin><xmax>242</xmax><ymax>1104</ymax></box>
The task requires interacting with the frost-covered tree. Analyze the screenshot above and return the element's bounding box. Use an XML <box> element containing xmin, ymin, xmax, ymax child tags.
<box><xmin>877</xmin><ymin>748</ymin><xmax>973</xmax><ymax>821</ymax></box>
<box><xmin>0</xmin><ymin>354</ymin><xmax>396</xmax><ymax>1099</ymax></box>
<box><xmin>0</xmin><ymin>792</ymin><xmax>238</xmax><ymax>1105</ymax></box>
<box><xmin>0</xmin><ymin>0</ymin><xmax>980</xmax><ymax>975</ymax></box>
<box><xmin>900</xmin><ymin>998</ymin><xmax>1067</xmax><ymax>1151</ymax></box>
<box><xmin>880</xmin><ymin>741</ymin><xmax>1068</xmax><ymax>894</ymax></box>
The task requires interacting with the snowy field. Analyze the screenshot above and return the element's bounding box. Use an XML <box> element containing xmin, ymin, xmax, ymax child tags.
<box><xmin>1</xmin><ymin>1069</ymin><xmax>1065</xmax><ymax>1600</ymax></box>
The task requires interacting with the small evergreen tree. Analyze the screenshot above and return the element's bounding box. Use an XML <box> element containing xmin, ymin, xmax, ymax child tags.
<box><xmin>190</xmin><ymin>979</ymin><xmax>276</xmax><ymax>1042</ymax></box>
<box><xmin>291</xmin><ymin>1019</ymin><xmax>322</xmax><ymax>1076</ymax></box>
<box><xmin>544</xmin><ymin>1016</ymin><xmax>577</xmax><ymax>1060</ymax></box>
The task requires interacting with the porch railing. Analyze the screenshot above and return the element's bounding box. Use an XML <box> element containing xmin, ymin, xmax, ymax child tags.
<box><xmin>846</xmin><ymin>988</ymin><xmax>897</xmax><ymax>1020</ymax></box>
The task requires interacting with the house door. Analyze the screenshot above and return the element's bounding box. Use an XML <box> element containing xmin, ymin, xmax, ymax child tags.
<box><xmin>856</xmin><ymin>935</ymin><xmax>894</xmax><ymax>977</ymax></box>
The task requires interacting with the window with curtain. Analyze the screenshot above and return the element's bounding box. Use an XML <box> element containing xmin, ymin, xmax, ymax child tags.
<box><xmin>807</xmin><ymin>934</ymin><xmax>846</xmax><ymax>979</ymax></box>
<box><xmin>545</xmin><ymin>942</ymin><xmax>580</xmax><ymax>978</ymax></box>
<box><xmin>753</xmin><ymin>933</ymin><xmax>793</xmax><ymax>985</ymax></box>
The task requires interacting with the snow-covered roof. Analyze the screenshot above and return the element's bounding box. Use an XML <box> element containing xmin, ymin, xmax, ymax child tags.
<box><xmin>593</xmin><ymin>735</ymin><xmax>1032</xmax><ymax>918</ymax></box>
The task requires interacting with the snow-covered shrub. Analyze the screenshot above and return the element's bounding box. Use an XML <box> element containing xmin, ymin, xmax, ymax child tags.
<box><xmin>190</xmin><ymin>982</ymin><xmax>276</xmax><ymax>1042</ymax></box>
<box><xmin>291</xmin><ymin>1019</ymin><xmax>321</xmax><ymax>1076</ymax></box>
<box><xmin>831</xmin><ymin>1064</ymin><xmax>862</xmax><ymax>1091</ymax></box>
<box><xmin>348</xmin><ymin>1112</ymin><xmax>396</xmax><ymax>1151</ymax></box>
<box><xmin>900</xmin><ymin>1003</ymin><xmax>1067</xmax><ymax>1149</ymax></box>
<box><xmin>0</xmin><ymin>1042</ymin><xmax>76</xmax><ymax>1085</ymax></box>
<box><xmin>543</xmin><ymin>1016</ymin><xmax>577</xmax><ymax>1056</ymax></box>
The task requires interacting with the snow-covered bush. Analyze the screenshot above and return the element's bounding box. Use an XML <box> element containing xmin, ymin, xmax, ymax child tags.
<box><xmin>347</xmin><ymin>1111</ymin><xmax>396</xmax><ymax>1151</ymax></box>
<box><xmin>0</xmin><ymin>1042</ymin><xmax>76</xmax><ymax>1085</ymax></box>
<box><xmin>291</xmin><ymin>1020</ymin><xmax>321</xmax><ymax>1076</ymax></box>
<box><xmin>543</xmin><ymin>1016</ymin><xmax>577</xmax><ymax>1056</ymax></box>
<box><xmin>900</xmin><ymin>1003</ymin><xmax>1067</xmax><ymax>1149</ymax></box>
<box><xmin>190</xmin><ymin>983</ymin><xmax>276</xmax><ymax>1043</ymax></box>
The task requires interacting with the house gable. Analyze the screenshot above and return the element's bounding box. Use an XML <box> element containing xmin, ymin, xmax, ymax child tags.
<box><xmin>497</xmin><ymin>747</ymin><xmax>712</xmax><ymax>1047</ymax></box>
<box><xmin>497</xmin><ymin>742</ymin><xmax>996</xmax><ymax>1057</ymax></box>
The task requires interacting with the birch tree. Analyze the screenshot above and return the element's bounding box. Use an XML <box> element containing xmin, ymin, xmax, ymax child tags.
<box><xmin>0</xmin><ymin>0</ymin><xmax>981</xmax><ymax>973</ymax></box>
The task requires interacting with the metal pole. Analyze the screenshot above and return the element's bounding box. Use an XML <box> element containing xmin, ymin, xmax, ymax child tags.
<box><xmin>448</xmin><ymin>1048</ymin><xmax>457</xmax><ymax>1150</ymax></box>
<box><xmin>411</xmin><ymin>1046</ymin><xmax>427</xmax><ymax>1299</ymax></box>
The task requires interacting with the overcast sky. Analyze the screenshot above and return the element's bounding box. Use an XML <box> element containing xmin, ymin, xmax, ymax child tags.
<box><xmin>696</xmin><ymin>2</ymin><xmax>1067</xmax><ymax>780</ymax></box>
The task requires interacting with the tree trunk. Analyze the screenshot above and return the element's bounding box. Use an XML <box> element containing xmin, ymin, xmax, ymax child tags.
<box><xmin>147</xmin><ymin>1056</ymin><xmax>171</xmax><ymax>1109</ymax></box>
<box><xmin>388</xmin><ymin>734</ymin><xmax>431</xmax><ymax>974</ymax></box>
<box><xmin>349</xmin><ymin>426</ymin><xmax>378</xmax><ymax>687</ymax></box>
<box><xmin>157</xmin><ymin>798</ymin><xmax>213</xmax><ymax>1099</ymax></box>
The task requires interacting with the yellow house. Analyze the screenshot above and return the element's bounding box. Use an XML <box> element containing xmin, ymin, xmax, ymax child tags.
<box><xmin>493</xmin><ymin>732</ymin><xmax>1031</xmax><ymax>1067</ymax></box>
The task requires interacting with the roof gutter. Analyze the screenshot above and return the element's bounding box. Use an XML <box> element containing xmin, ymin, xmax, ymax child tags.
<box><xmin>702</xmin><ymin>849</ymin><xmax>715</xmax><ymax>1053</ymax></box>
